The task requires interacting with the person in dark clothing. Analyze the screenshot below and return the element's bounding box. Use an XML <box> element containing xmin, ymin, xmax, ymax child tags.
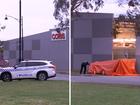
<box><xmin>80</xmin><ymin>62</ymin><xmax>89</xmax><ymax>74</ymax></box>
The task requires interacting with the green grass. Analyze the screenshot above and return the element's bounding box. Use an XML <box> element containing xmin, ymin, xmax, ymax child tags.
<box><xmin>0</xmin><ymin>80</ymin><xmax>68</xmax><ymax>105</ymax></box>
<box><xmin>72</xmin><ymin>83</ymin><xmax>140</xmax><ymax>105</ymax></box>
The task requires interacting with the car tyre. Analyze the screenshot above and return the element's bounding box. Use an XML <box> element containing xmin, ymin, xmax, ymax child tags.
<box><xmin>37</xmin><ymin>72</ymin><xmax>48</xmax><ymax>81</ymax></box>
<box><xmin>1</xmin><ymin>72</ymin><xmax>12</xmax><ymax>82</ymax></box>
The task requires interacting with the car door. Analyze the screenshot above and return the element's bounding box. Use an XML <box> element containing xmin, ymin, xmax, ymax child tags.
<box><xmin>11</xmin><ymin>62</ymin><xmax>26</xmax><ymax>79</ymax></box>
<box><xmin>24</xmin><ymin>62</ymin><xmax>37</xmax><ymax>78</ymax></box>
<box><xmin>13</xmin><ymin>62</ymin><xmax>35</xmax><ymax>79</ymax></box>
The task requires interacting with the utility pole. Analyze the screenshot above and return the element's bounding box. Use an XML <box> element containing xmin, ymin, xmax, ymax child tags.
<box><xmin>21</xmin><ymin>16</ymin><xmax>24</xmax><ymax>61</ymax></box>
<box><xmin>19</xmin><ymin>0</ymin><xmax>22</xmax><ymax>62</ymax></box>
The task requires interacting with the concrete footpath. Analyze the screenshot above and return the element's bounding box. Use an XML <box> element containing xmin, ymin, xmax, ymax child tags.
<box><xmin>71</xmin><ymin>75</ymin><xmax>140</xmax><ymax>85</ymax></box>
<box><xmin>50</xmin><ymin>74</ymin><xmax>140</xmax><ymax>86</ymax></box>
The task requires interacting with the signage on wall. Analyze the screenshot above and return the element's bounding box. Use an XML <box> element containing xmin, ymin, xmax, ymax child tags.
<box><xmin>51</xmin><ymin>30</ymin><xmax>66</xmax><ymax>41</ymax></box>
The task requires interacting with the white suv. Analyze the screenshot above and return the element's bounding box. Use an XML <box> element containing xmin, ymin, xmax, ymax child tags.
<box><xmin>0</xmin><ymin>60</ymin><xmax>56</xmax><ymax>82</ymax></box>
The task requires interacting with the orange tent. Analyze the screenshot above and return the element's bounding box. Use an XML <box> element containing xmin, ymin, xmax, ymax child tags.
<box><xmin>88</xmin><ymin>59</ymin><xmax>137</xmax><ymax>76</ymax></box>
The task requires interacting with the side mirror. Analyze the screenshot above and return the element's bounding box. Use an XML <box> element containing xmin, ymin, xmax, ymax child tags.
<box><xmin>14</xmin><ymin>65</ymin><xmax>18</xmax><ymax>69</ymax></box>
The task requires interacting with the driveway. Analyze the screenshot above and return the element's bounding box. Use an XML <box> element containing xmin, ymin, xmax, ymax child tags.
<box><xmin>49</xmin><ymin>73</ymin><xmax>140</xmax><ymax>86</ymax></box>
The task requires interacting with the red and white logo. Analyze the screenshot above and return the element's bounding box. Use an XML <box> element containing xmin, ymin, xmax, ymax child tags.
<box><xmin>51</xmin><ymin>31</ymin><xmax>66</xmax><ymax>41</ymax></box>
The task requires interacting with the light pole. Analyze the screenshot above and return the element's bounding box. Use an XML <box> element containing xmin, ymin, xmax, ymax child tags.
<box><xmin>19</xmin><ymin>16</ymin><xmax>24</xmax><ymax>62</ymax></box>
<box><xmin>5</xmin><ymin>0</ymin><xmax>24</xmax><ymax>63</ymax></box>
<box><xmin>19</xmin><ymin>0</ymin><xmax>22</xmax><ymax>62</ymax></box>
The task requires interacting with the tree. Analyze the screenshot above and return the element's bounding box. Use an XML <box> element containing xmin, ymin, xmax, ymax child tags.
<box><xmin>53</xmin><ymin>0</ymin><xmax>104</xmax><ymax>29</ymax></box>
<box><xmin>71</xmin><ymin>0</ymin><xmax>104</xmax><ymax>12</ymax></box>
<box><xmin>118</xmin><ymin>0</ymin><xmax>140</xmax><ymax>16</ymax></box>
<box><xmin>53</xmin><ymin>0</ymin><xmax>69</xmax><ymax>29</ymax></box>
<box><xmin>118</xmin><ymin>0</ymin><xmax>140</xmax><ymax>35</ymax></box>
<box><xmin>53</xmin><ymin>0</ymin><xmax>140</xmax><ymax>29</ymax></box>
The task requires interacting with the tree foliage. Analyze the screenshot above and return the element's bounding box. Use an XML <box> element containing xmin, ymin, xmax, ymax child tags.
<box><xmin>53</xmin><ymin>0</ymin><xmax>104</xmax><ymax>28</ymax></box>
<box><xmin>53</xmin><ymin>0</ymin><xmax>69</xmax><ymax>29</ymax></box>
<box><xmin>71</xmin><ymin>0</ymin><xmax>104</xmax><ymax>12</ymax></box>
<box><xmin>118</xmin><ymin>0</ymin><xmax>140</xmax><ymax>35</ymax></box>
<box><xmin>118</xmin><ymin>0</ymin><xmax>140</xmax><ymax>17</ymax></box>
<box><xmin>53</xmin><ymin>0</ymin><xmax>140</xmax><ymax>29</ymax></box>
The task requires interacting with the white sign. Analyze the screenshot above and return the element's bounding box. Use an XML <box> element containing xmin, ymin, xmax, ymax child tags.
<box><xmin>51</xmin><ymin>31</ymin><xmax>66</xmax><ymax>41</ymax></box>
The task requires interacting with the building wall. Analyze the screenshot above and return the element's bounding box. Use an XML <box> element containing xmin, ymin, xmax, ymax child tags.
<box><xmin>3</xmin><ymin>30</ymin><xmax>69</xmax><ymax>72</ymax></box>
<box><xmin>3</xmin><ymin>13</ymin><xmax>114</xmax><ymax>72</ymax></box>
<box><xmin>136</xmin><ymin>36</ymin><xmax>140</xmax><ymax>73</ymax></box>
<box><xmin>72</xmin><ymin>13</ymin><xmax>113</xmax><ymax>70</ymax></box>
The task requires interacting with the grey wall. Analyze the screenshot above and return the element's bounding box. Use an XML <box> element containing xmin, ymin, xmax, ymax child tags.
<box><xmin>72</xmin><ymin>13</ymin><xmax>113</xmax><ymax>70</ymax></box>
<box><xmin>136</xmin><ymin>36</ymin><xmax>140</xmax><ymax>73</ymax></box>
<box><xmin>4</xmin><ymin>30</ymin><xmax>69</xmax><ymax>72</ymax></box>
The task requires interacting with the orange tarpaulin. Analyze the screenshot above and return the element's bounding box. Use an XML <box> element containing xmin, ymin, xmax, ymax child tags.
<box><xmin>88</xmin><ymin>59</ymin><xmax>137</xmax><ymax>76</ymax></box>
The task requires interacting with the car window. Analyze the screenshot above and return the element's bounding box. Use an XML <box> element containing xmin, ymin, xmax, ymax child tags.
<box><xmin>26</xmin><ymin>62</ymin><xmax>46</xmax><ymax>66</ymax></box>
<box><xmin>17</xmin><ymin>62</ymin><xmax>26</xmax><ymax>67</ymax></box>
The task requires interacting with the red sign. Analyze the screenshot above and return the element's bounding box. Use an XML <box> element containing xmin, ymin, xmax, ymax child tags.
<box><xmin>51</xmin><ymin>31</ymin><xmax>66</xmax><ymax>41</ymax></box>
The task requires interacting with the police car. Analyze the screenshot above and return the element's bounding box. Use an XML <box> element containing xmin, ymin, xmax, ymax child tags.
<box><xmin>0</xmin><ymin>60</ymin><xmax>56</xmax><ymax>82</ymax></box>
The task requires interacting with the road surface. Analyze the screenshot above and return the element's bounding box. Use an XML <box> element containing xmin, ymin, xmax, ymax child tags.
<box><xmin>50</xmin><ymin>74</ymin><xmax>140</xmax><ymax>86</ymax></box>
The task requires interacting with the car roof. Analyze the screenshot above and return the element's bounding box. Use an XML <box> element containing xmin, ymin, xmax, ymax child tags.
<box><xmin>21</xmin><ymin>60</ymin><xmax>51</xmax><ymax>63</ymax></box>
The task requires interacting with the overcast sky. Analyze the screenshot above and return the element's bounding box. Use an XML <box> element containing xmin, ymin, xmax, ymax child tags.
<box><xmin>97</xmin><ymin>0</ymin><xmax>128</xmax><ymax>16</ymax></box>
<box><xmin>0</xmin><ymin>0</ymin><xmax>58</xmax><ymax>41</ymax></box>
<box><xmin>0</xmin><ymin>0</ymin><xmax>128</xmax><ymax>41</ymax></box>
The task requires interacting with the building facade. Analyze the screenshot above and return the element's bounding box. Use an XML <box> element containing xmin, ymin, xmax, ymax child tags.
<box><xmin>3</xmin><ymin>29</ymin><xmax>69</xmax><ymax>72</ymax></box>
<box><xmin>72</xmin><ymin>13</ymin><xmax>113</xmax><ymax>70</ymax></box>
<box><xmin>4</xmin><ymin>13</ymin><xmax>140</xmax><ymax>73</ymax></box>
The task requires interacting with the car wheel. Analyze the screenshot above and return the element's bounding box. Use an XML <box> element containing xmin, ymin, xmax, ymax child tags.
<box><xmin>1</xmin><ymin>73</ymin><xmax>12</xmax><ymax>82</ymax></box>
<box><xmin>37</xmin><ymin>72</ymin><xmax>48</xmax><ymax>81</ymax></box>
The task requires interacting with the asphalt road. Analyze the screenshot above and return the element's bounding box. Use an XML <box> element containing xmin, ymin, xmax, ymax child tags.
<box><xmin>50</xmin><ymin>74</ymin><xmax>140</xmax><ymax>86</ymax></box>
<box><xmin>49</xmin><ymin>74</ymin><xmax>69</xmax><ymax>81</ymax></box>
<box><xmin>72</xmin><ymin>75</ymin><xmax>140</xmax><ymax>85</ymax></box>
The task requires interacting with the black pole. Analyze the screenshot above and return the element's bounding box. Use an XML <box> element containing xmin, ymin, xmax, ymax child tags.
<box><xmin>19</xmin><ymin>0</ymin><xmax>22</xmax><ymax>62</ymax></box>
<box><xmin>21</xmin><ymin>16</ymin><xmax>24</xmax><ymax>61</ymax></box>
